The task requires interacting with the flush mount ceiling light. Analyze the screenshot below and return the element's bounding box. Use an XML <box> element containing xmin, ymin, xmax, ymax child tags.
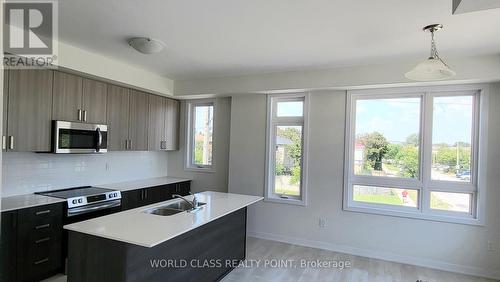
<box><xmin>128</xmin><ymin>37</ymin><xmax>165</xmax><ymax>54</ymax></box>
<box><xmin>405</xmin><ymin>24</ymin><xmax>456</xmax><ymax>81</ymax></box>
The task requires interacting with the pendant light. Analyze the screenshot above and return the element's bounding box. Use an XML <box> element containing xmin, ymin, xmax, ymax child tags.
<box><xmin>405</xmin><ymin>24</ymin><xmax>456</xmax><ymax>81</ymax></box>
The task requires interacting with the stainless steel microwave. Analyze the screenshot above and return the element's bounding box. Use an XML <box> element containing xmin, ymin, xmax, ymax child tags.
<box><xmin>52</xmin><ymin>121</ymin><xmax>108</xmax><ymax>153</ymax></box>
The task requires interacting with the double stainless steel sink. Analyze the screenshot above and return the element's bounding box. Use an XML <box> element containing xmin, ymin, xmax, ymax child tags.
<box><xmin>145</xmin><ymin>200</ymin><xmax>206</xmax><ymax>216</ymax></box>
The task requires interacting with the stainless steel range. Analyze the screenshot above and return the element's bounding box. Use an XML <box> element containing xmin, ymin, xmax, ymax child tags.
<box><xmin>36</xmin><ymin>186</ymin><xmax>122</xmax><ymax>269</ymax></box>
<box><xmin>36</xmin><ymin>186</ymin><xmax>122</xmax><ymax>217</ymax></box>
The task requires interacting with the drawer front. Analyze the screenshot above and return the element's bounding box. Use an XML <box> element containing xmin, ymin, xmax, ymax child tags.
<box><xmin>17</xmin><ymin>203</ymin><xmax>63</xmax><ymax>282</ymax></box>
<box><xmin>17</xmin><ymin>221</ymin><xmax>62</xmax><ymax>282</ymax></box>
<box><xmin>18</xmin><ymin>202</ymin><xmax>63</xmax><ymax>222</ymax></box>
<box><xmin>17</xmin><ymin>242</ymin><xmax>61</xmax><ymax>282</ymax></box>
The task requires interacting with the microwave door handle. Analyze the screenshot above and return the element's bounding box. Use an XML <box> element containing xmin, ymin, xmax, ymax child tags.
<box><xmin>95</xmin><ymin>128</ymin><xmax>102</xmax><ymax>152</ymax></box>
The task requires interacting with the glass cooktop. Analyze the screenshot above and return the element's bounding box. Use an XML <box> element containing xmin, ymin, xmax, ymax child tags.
<box><xmin>35</xmin><ymin>186</ymin><xmax>115</xmax><ymax>199</ymax></box>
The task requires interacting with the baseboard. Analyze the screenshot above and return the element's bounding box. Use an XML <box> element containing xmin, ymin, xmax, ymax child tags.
<box><xmin>247</xmin><ymin>231</ymin><xmax>500</xmax><ymax>280</ymax></box>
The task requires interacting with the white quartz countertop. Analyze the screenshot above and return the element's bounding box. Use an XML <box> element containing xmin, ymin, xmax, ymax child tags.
<box><xmin>96</xmin><ymin>176</ymin><xmax>191</xmax><ymax>192</ymax></box>
<box><xmin>1</xmin><ymin>176</ymin><xmax>191</xmax><ymax>212</ymax></box>
<box><xmin>1</xmin><ymin>194</ymin><xmax>66</xmax><ymax>212</ymax></box>
<box><xmin>64</xmin><ymin>191</ymin><xmax>263</xmax><ymax>248</ymax></box>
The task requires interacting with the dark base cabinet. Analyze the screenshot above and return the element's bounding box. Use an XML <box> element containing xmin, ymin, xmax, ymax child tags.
<box><xmin>1</xmin><ymin>211</ymin><xmax>17</xmax><ymax>282</ymax></box>
<box><xmin>1</xmin><ymin>181</ymin><xmax>191</xmax><ymax>281</ymax></box>
<box><xmin>0</xmin><ymin>203</ymin><xmax>64</xmax><ymax>282</ymax></box>
<box><xmin>68</xmin><ymin>207</ymin><xmax>247</xmax><ymax>282</ymax></box>
<box><xmin>121</xmin><ymin>181</ymin><xmax>191</xmax><ymax>211</ymax></box>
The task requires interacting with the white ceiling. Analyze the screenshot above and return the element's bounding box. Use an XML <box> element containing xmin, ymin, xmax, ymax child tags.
<box><xmin>59</xmin><ymin>0</ymin><xmax>500</xmax><ymax>80</ymax></box>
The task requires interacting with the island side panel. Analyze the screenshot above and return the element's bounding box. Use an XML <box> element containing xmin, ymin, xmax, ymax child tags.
<box><xmin>68</xmin><ymin>231</ymin><xmax>128</xmax><ymax>282</ymax></box>
<box><xmin>67</xmin><ymin>207</ymin><xmax>247</xmax><ymax>282</ymax></box>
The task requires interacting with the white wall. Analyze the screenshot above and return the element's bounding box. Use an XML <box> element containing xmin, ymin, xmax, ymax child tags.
<box><xmin>57</xmin><ymin>41</ymin><xmax>174</xmax><ymax>96</ymax></box>
<box><xmin>174</xmin><ymin>55</ymin><xmax>500</xmax><ymax>96</ymax></box>
<box><xmin>228</xmin><ymin>87</ymin><xmax>500</xmax><ymax>279</ymax></box>
<box><xmin>166</xmin><ymin>97</ymin><xmax>231</xmax><ymax>193</ymax></box>
<box><xmin>2</xmin><ymin>152</ymin><xmax>168</xmax><ymax>197</ymax></box>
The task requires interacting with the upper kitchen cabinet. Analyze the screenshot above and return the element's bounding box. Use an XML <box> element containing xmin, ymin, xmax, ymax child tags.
<box><xmin>128</xmin><ymin>90</ymin><xmax>149</xmax><ymax>151</ymax></box>
<box><xmin>3</xmin><ymin>70</ymin><xmax>9</xmax><ymax>151</ymax></box>
<box><xmin>106</xmin><ymin>85</ymin><xmax>130</xmax><ymax>151</ymax></box>
<box><xmin>107</xmin><ymin>87</ymin><xmax>149</xmax><ymax>151</ymax></box>
<box><xmin>165</xmin><ymin>98</ymin><xmax>179</xmax><ymax>150</ymax></box>
<box><xmin>82</xmin><ymin>78</ymin><xmax>107</xmax><ymax>124</ymax></box>
<box><xmin>147</xmin><ymin>94</ymin><xmax>166</xmax><ymax>151</ymax></box>
<box><xmin>5</xmin><ymin>69</ymin><xmax>53</xmax><ymax>152</ymax></box>
<box><xmin>148</xmin><ymin>95</ymin><xmax>179</xmax><ymax>151</ymax></box>
<box><xmin>52</xmin><ymin>72</ymin><xmax>107</xmax><ymax>124</ymax></box>
<box><xmin>52</xmin><ymin>71</ymin><xmax>83</xmax><ymax>122</ymax></box>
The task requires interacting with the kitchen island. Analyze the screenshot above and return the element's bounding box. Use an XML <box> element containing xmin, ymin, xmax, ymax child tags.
<box><xmin>63</xmin><ymin>192</ymin><xmax>263</xmax><ymax>282</ymax></box>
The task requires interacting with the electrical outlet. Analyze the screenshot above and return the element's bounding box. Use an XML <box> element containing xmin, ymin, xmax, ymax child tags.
<box><xmin>319</xmin><ymin>217</ymin><xmax>327</xmax><ymax>228</ymax></box>
<box><xmin>487</xmin><ymin>241</ymin><xmax>495</xmax><ymax>251</ymax></box>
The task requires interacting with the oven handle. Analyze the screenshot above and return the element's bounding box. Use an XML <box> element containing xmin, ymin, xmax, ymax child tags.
<box><xmin>67</xmin><ymin>200</ymin><xmax>121</xmax><ymax>217</ymax></box>
<box><xmin>95</xmin><ymin>127</ymin><xmax>102</xmax><ymax>153</ymax></box>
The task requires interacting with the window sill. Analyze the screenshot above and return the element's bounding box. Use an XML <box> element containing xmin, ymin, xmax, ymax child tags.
<box><xmin>264</xmin><ymin>196</ymin><xmax>307</xmax><ymax>206</ymax></box>
<box><xmin>184</xmin><ymin>166</ymin><xmax>216</xmax><ymax>173</ymax></box>
<box><xmin>344</xmin><ymin>204</ymin><xmax>483</xmax><ymax>226</ymax></box>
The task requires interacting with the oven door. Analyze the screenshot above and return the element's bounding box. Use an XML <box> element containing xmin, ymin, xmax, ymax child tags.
<box><xmin>53</xmin><ymin>121</ymin><xmax>108</xmax><ymax>153</ymax></box>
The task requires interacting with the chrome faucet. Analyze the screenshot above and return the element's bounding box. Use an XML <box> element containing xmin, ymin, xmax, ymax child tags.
<box><xmin>172</xmin><ymin>193</ymin><xmax>199</xmax><ymax>209</ymax></box>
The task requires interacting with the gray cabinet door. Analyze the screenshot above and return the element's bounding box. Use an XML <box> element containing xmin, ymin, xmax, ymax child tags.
<box><xmin>106</xmin><ymin>85</ymin><xmax>130</xmax><ymax>151</ymax></box>
<box><xmin>165</xmin><ymin>98</ymin><xmax>179</xmax><ymax>150</ymax></box>
<box><xmin>3</xmin><ymin>70</ymin><xmax>9</xmax><ymax>151</ymax></box>
<box><xmin>147</xmin><ymin>94</ymin><xmax>166</xmax><ymax>151</ymax></box>
<box><xmin>7</xmin><ymin>70</ymin><xmax>53</xmax><ymax>152</ymax></box>
<box><xmin>82</xmin><ymin>78</ymin><xmax>107</xmax><ymax>124</ymax></box>
<box><xmin>128</xmin><ymin>90</ymin><xmax>149</xmax><ymax>151</ymax></box>
<box><xmin>52</xmin><ymin>71</ymin><xmax>83</xmax><ymax>122</ymax></box>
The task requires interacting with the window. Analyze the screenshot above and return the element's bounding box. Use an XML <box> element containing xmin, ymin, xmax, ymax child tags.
<box><xmin>345</xmin><ymin>86</ymin><xmax>487</xmax><ymax>224</ymax></box>
<box><xmin>186</xmin><ymin>100</ymin><xmax>215</xmax><ymax>171</ymax></box>
<box><xmin>265</xmin><ymin>94</ymin><xmax>309</xmax><ymax>205</ymax></box>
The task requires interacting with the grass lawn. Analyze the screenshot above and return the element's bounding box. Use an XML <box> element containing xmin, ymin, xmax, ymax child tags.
<box><xmin>274</xmin><ymin>187</ymin><xmax>300</xmax><ymax>196</ymax></box>
<box><xmin>274</xmin><ymin>176</ymin><xmax>300</xmax><ymax>196</ymax></box>
<box><xmin>353</xmin><ymin>193</ymin><xmax>403</xmax><ymax>206</ymax></box>
<box><xmin>430</xmin><ymin>194</ymin><xmax>451</xmax><ymax>210</ymax></box>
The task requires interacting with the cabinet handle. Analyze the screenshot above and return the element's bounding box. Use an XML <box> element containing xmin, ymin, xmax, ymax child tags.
<box><xmin>35</xmin><ymin>209</ymin><xmax>51</xmax><ymax>216</ymax></box>
<box><xmin>83</xmin><ymin>110</ymin><xmax>88</xmax><ymax>122</ymax></box>
<box><xmin>2</xmin><ymin>136</ymin><xmax>6</xmax><ymax>150</ymax></box>
<box><xmin>8</xmin><ymin>136</ymin><xmax>14</xmax><ymax>150</ymax></box>
<box><xmin>78</xmin><ymin>109</ymin><xmax>82</xmax><ymax>121</ymax></box>
<box><xmin>35</xmin><ymin>237</ymin><xmax>51</xmax><ymax>244</ymax></box>
<box><xmin>129</xmin><ymin>139</ymin><xmax>132</xmax><ymax>150</ymax></box>
<box><xmin>35</xmin><ymin>223</ymin><xmax>50</xmax><ymax>230</ymax></box>
<box><xmin>34</xmin><ymin>258</ymin><xmax>49</xmax><ymax>265</ymax></box>
<box><xmin>125</xmin><ymin>140</ymin><xmax>128</xmax><ymax>150</ymax></box>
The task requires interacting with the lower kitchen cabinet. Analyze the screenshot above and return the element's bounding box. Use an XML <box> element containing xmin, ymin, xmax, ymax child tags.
<box><xmin>120</xmin><ymin>181</ymin><xmax>191</xmax><ymax>211</ymax></box>
<box><xmin>1</xmin><ymin>211</ymin><xmax>17</xmax><ymax>282</ymax></box>
<box><xmin>1</xmin><ymin>202</ymin><xmax>64</xmax><ymax>282</ymax></box>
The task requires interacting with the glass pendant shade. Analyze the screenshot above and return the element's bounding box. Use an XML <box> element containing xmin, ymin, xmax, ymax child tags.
<box><xmin>406</xmin><ymin>24</ymin><xmax>456</xmax><ymax>81</ymax></box>
<box><xmin>405</xmin><ymin>57</ymin><xmax>456</xmax><ymax>81</ymax></box>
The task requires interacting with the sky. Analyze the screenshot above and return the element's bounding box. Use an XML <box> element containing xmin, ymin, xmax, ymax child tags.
<box><xmin>277</xmin><ymin>101</ymin><xmax>303</xmax><ymax>117</ymax></box>
<box><xmin>194</xmin><ymin>98</ymin><xmax>473</xmax><ymax>145</ymax></box>
<box><xmin>355</xmin><ymin>96</ymin><xmax>473</xmax><ymax>145</ymax></box>
<box><xmin>194</xmin><ymin>105</ymin><xmax>214</xmax><ymax>133</ymax></box>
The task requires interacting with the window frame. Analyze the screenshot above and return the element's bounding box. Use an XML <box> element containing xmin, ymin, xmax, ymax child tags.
<box><xmin>185</xmin><ymin>99</ymin><xmax>216</xmax><ymax>172</ymax></box>
<box><xmin>265</xmin><ymin>93</ymin><xmax>310</xmax><ymax>206</ymax></box>
<box><xmin>343</xmin><ymin>84</ymin><xmax>489</xmax><ymax>225</ymax></box>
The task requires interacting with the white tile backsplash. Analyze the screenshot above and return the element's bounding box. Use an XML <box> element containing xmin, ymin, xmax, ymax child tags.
<box><xmin>2</xmin><ymin>152</ymin><xmax>169</xmax><ymax>197</ymax></box>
